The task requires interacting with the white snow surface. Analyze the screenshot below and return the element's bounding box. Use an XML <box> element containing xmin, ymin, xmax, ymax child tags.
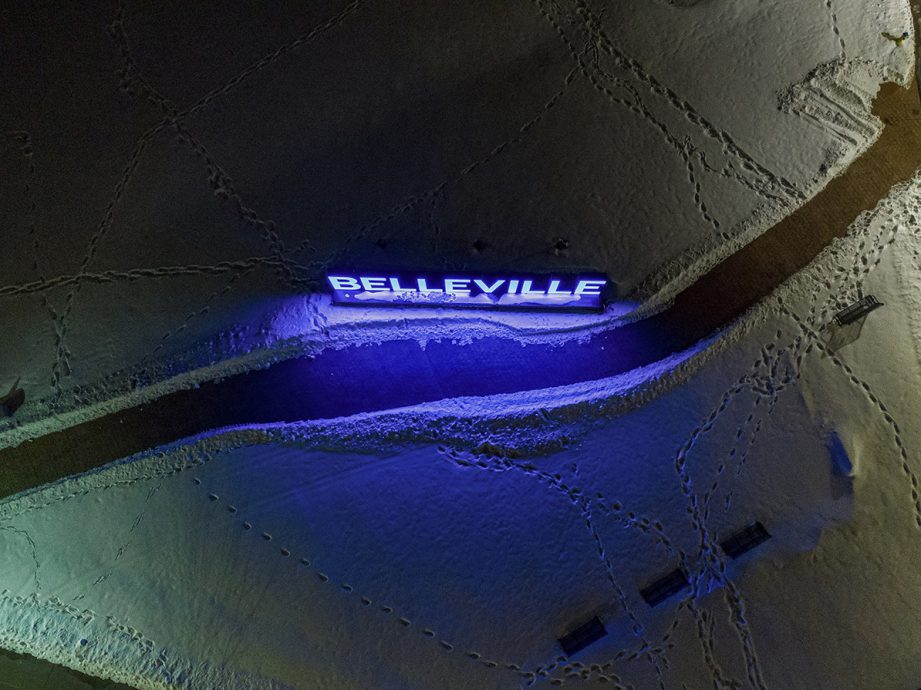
<box><xmin>0</xmin><ymin>0</ymin><xmax>914</xmax><ymax>436</ymax></box>
<box><xmin>2</xmin><ymin>168</ymin><xmax>921</xmax><ymax>688</ymax></box>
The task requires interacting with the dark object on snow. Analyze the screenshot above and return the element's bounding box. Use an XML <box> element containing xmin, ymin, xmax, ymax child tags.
<box><xmin>882</xmin><ymin>31</ymin><xmax>910</xmax><ymax>46</ymax></box>
<box><xmin>0</xmin><ymin>378</ymin><xmax>25</xmax><ymax>418</ymax></box>
<box><xmin>640</xmin><ymin>567</ymin><xmax>689</xmax><ymax>607</ymax></box>
<box><xmin>720</xmin><ymin>522</ymin><xmax>771</xmax><ymax>559</ymax></box>
<box><xmin>552</xmin><ymin>237</ymin><xmax>570</xmax><ymax>256</ymax></box>
<box><xmin>834</xmin><ymin>295</ymin><xmax>883</xmax><ymax>326</ymax></box>
<box><xmin>558</xmin><ymin>616</ymin><xmax>607</xmax><ymax>656</ymax></box>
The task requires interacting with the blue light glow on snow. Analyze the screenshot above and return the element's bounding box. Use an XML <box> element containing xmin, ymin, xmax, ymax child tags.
<box><xmin>327</xmin><ymin>271</ymin><xmax>609</xmax><ymax>310</ymax></box>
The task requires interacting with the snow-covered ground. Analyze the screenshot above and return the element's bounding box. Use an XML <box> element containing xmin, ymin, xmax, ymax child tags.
<box><xmin>2</xmin><ymin>167</ymin><xmax>921</xmax><ymax>688</ymax></box>
<box><xmin>3</xmin><ymin>1</ymin><xmax>920</xmax><ymax>687</ymax></box>
<box><xmin>0</xmin><ymin>0</ymin><xmax>914</xmax><ymax>433</ymax></box>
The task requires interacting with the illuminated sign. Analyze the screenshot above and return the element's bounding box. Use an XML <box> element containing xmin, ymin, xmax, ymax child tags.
<box><xmin>326</xmin><ymin>271</ymin><xmax>608</xmax><ymax>310</ymax></box>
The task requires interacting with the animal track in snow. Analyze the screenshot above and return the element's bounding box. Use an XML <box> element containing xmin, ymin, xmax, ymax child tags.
<box><xmin>191</xmin><ymin>477</ymin><xmax>542</xmax><ymax>686</ymax></box>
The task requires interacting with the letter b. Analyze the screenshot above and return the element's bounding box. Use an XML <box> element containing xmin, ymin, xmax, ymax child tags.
<box><xmin>328</xmin><ymin>276</ymin><xmax>361</xmax><ymax>291</ymax></box>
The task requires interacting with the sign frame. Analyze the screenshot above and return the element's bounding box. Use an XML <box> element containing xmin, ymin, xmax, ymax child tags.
<box><xmin>326</xmin><ymin>269</ymin><xmax>610</xmax><ymax>312</ymax></box>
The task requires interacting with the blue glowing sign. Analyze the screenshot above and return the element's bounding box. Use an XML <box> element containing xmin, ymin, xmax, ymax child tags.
<box><xmin>327</xmin><ymin>271</ymin><xmax>608</xmax><ymax>310</ymax></box>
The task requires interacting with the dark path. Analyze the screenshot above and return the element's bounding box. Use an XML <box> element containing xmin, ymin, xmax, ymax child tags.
<box><xmin>1</xmin><ymin>81</ymin><xmax>920</xmax><ymax>501</ymax></box>
<box><xmin>0</xmin><ymin>648</ymin><xmax>133</xmax><ymax>690</ymax></box>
